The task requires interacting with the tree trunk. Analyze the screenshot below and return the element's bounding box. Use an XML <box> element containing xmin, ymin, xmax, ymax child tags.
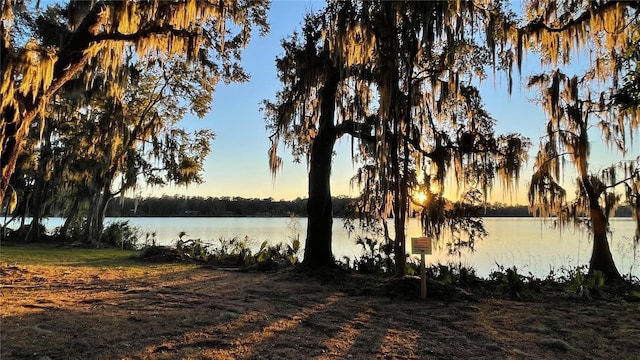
<box><xmin>59</xmin><ymin>197</ymin><xmax>81</xmax><ymax>239</ymax></box>
<box><xmin>391</xmin><ymin>136</ymin><xmax>409</xmax><ymax>276</ymax></box>
<box><xmin>391</xmin><ymin>130</ymin><xmax>403</xmax><ymax>275</ymax></box>
<box><xmin>89</xmin><ymin>184</ymin><xmax>114</xmax><ymax>245</ymax></box>
<box><xmin>303</xmin><ymin>127</ymin><xmax>336</xmax><ymax>268</ymax></box>
<box><xmin>27</xmin><ymin>119</ymin><xmax>53</xmax><ymax>243</ymax></box>
<box><xmin>395</xmin><ymin>140</ymin><xmax>410</xmax><ymax>276</ymax></box>
<box><xmin>84</xmin><ymin>186</ymin><xmax>110</xmax><ymax>245</ymax></box>
<box><xmin>380</xmin><ymin>2</ymin><xmax>409</xmax><ymax>277</ymax></box>
<box><xmin>0</xmin><ymin>108</ymin><xmax>26</xmax><ymax>205</ymax></box>
<box><xmin>580</xmin><ymin>173</ymin><xmax>623</xmax><ymax>280</ymax></box>
<box><xmin>83</xmin><ymin>191</ymin><xmax>99</xmax><ymax>243</ymax></box>
<box><xmin>27</xmin><ymin>187</ymin><xmax>44</xmax><ymax>243</ymax></box>
<box><xmin>302</xmin><ymin>57</ymin><xmax>339</xmax><ymax>269</ymax></box>
<box><xmin>589</xmin><ymin>206</ymin><xmax>622</xmax><ymax>280</ymax></box>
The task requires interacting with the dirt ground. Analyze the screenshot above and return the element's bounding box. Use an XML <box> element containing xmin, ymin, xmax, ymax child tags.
<box><xmin>1</xmin><ymin>263</ymin><xmax>640</xmax><ymax>360</ymax></box>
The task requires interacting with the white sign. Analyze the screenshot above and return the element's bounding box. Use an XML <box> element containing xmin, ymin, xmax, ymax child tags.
<box><xmin>411</xmin><ymin>237</ymin><xmax>432</xmax><ymax>255</ymax></box>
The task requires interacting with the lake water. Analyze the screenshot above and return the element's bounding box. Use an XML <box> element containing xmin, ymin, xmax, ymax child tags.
<box><xmin>28</xmin><ymin>217</ymin><xmax>640</xmax><ymax>279</ymax></box>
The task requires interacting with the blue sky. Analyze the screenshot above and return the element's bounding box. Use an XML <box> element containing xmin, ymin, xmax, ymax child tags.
<box><xmin>150</xmin><ymin>0</ymin><xmax>359</xmax><ymax>200</ymax></box>
<box><xmin>144</xmin><ymin>1</ymin><xmax>634</xmax><ymax>204</ymax></box>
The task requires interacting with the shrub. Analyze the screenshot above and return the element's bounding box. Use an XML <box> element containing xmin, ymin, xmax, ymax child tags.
<box><xmin>3</xmin><ymin>223</ymin><xmax>47</xmax><ymax>242</ymax></box>
<box><xmin>489</xmin><ymin>264</ymin><xmax>531</xmax><ymax>299</ymax></box>
<box><xmin>176</xmin><ymin>238</ymin><xmax>210</xmax><ymax>261</ymax></box>
<box><xmin>352</xmin><ymin>236</ymin><xmax>393</xmax><ymax>274</ymax></box>
<box><xmin>255</xmin><ymin>239</ymin><xmax>301</xmax><ymax>268</ymax></box>
<box><xmin>565</xmin><ymin>267</ymin><xmax>606</xmax><ymax>298</ymax></box>
<box><xmin>101</xmin><ymin>221</ymin><xmax>140</xmax><ymax>250</ymax></box>
<box><xmin>426</xmin><ymin>263</ymin><xmax>480</xmax><ymax>287</ymax></box>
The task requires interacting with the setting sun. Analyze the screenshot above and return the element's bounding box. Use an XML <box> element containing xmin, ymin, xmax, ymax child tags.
<box><xmin>414</xmin><ymin>191</ymin><xmax>428</xmax><ymax>204</ymax></box>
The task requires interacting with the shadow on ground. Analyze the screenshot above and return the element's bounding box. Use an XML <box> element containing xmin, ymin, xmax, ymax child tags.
<box><xmin>2</xmin><ymin>264</ymin><xmax>639</xmax><ymax>359</ymax></box>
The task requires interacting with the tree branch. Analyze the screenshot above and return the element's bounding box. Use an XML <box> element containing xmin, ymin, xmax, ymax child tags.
<box><xmin>536</xmin><ymin>150</ymin><xmax>576</xmax><ymax>169</ymax></box>
<box><xmin>335</xmin><ymin>120</ymin><xmax>375</xmax><ymax>142</ymax></box>
<box><xmin>519</xmin><ymin>0</ymin><xmax>639</xmax><ymax>35</ymax></box>
<box><xmin>92</xmin><ymin>23</ymin><xmax>200</xmax><ymax>43</ymax></box>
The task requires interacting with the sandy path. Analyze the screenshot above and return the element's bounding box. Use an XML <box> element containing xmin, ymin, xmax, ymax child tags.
<box><xmin>2</xmin><ymin>264</ymin><xmax>639</xmax><ymax>359</ymax></box>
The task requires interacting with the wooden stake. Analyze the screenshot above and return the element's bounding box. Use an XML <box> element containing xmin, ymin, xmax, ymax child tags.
<box><xmin>420</xmin><ymin>252</ymin><xmax>427</xmax><ymax>300</ymax></box>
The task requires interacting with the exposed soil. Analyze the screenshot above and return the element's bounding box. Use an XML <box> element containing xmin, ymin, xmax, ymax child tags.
<box><xmin>1</xmin><ymin>262</ymin><xmax>640</xmax><ymax>360</ymax></box>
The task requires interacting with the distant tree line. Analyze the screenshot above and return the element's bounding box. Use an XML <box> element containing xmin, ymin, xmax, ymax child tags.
<box><xmin>482</xmin><ymin>205</ymin><xmax>633</xmax><ymax>218</ymax></box>
<box><xmin>102</xmin><ymin>196</ymin><xmax>634</xmax><ymax>218</ymax></box>
<box><xmin>104</xmin><ymin>196</ymin><xmax>354</xmax><ymax>217</ymax></box>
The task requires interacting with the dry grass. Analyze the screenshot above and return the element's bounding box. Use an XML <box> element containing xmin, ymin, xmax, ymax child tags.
<box><xmin>1</xmin><ymin>245</ymin><xmax>640</xmax><ymax>359</ymax></box>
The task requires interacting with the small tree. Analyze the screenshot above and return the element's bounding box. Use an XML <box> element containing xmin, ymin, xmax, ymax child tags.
<box><xmin>528</xmin><ymin>70</ymin><xmax>639</xmax><ymax>280</ymax></box>
<box><xmin>71</xmin><ymin>59</ymin><xmax>216</xmax><ymax>243</ymax></box>
<box><xmin>519</xmin><ymin>0</ymin><xmax>640</xmax><ymax>280</ymax></box>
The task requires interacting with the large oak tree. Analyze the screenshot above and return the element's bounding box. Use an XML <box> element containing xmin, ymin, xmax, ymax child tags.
<box><xmin>1</xmin><ymin>0</ymin><xmax>269</xmax><ymax>205</ymax></box>
<box><xmin>264</xmin><ymin>12</ymin><xmax>374</xmax><ymax>268</ymax></box>
<box><xmin>266</xmin><ymin>1</ymin><xmax>530</xmax><ymax>273</ymax></box>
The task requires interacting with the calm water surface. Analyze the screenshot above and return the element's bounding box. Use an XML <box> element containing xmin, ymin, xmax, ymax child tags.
<box><xmin>36</xmin><ymin>217</ymin><xmax>639</xmax><ymax>278</ymax></box>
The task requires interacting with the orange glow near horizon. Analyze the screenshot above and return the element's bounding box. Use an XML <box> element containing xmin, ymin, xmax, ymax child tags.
<box><xmin>414</xmin><ymin>191</ymin><xmax>428</xmax><ymax>205</ymax></box>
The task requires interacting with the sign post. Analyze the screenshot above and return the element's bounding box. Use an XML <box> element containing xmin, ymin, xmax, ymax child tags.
<box><xmin>411</xmin><ymin>237</ymin><xmax>432</xmax><ymax>300</ymax></box>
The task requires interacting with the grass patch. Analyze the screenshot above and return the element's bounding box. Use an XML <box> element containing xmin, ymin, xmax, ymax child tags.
<box><xmin>0</xmin><ymin>243</ymin><xmax>142</xmax><ymax>268</ymax></box>
<box><xmin>0</xmin><ymin>244</ymin><xmax>139</xmax><ymax>267</ymax></box>
<box><xmin>0</xmin><ymin>243</ymin><xmax>200</xmax><ymax>278</ymax></box>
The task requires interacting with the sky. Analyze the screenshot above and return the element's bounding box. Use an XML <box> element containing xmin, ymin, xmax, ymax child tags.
<box><xmin>148</xmin><ymin>0</ymin><xmax>363</xmax><ymax>200</ymax></box>
<box><xmin>144</xmin><ymin>0</ymin><xmax>635</xmax><ymax>204</ymax></box>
